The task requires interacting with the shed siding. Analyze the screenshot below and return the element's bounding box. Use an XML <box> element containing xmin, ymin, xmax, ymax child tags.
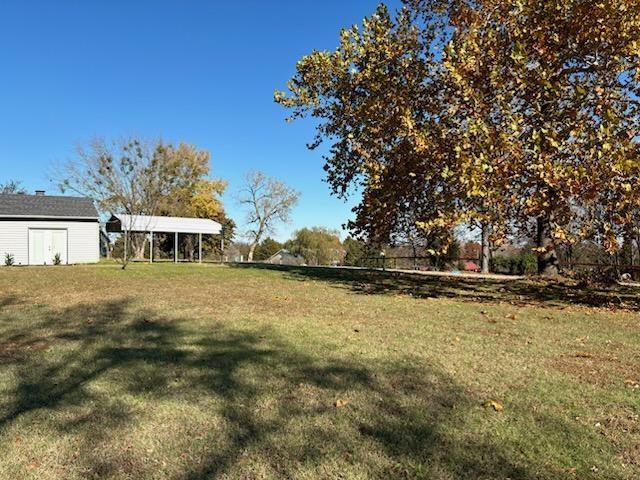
<box><xmin>0</xmin><ymin>220</ymin><xmax>99</xmax><ymax>265</ymax></box>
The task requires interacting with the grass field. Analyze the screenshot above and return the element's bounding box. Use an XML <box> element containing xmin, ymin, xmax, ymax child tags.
<box><xmin>0</xmin><ymin>263</ymin><xmax>638</xmax><ymax>479</ymax></box>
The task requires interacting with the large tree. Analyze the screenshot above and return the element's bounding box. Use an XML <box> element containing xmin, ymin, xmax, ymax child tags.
<box><xmin>239</xmin><ymin>171</ymin><xmax>299</xmax><ymax>262</ymax></box>
<box><xmin>156</xmin><ymin>143</ymin><xmax>232</xmax><ymax>261</ymax></box>
<box><xmin>277</xmin><ymin>0</ymin><xmax>640</xmax><ymax>276</ymax></box>
<box><xmin>57</xmin><ymin>137</ymin><xmax>231</xmax><ymax>264</ymax></box>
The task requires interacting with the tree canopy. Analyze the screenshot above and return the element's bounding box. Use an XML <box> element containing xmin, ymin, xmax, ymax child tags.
<box><xmin>276</xmin><ymin>0</ymin><xmax>640</xmax><ymax>275</ymax></box>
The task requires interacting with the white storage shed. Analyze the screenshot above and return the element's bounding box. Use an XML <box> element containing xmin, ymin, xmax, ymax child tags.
<box><xmin>0</xmin><ymin>191</ymin><xmax>99</xmax><ymax>265</ymax></box>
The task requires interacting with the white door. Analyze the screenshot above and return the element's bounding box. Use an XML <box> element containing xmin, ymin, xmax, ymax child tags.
<box><xmin>29</xmin><ymin>229</ymin><xmax>68</xmax><ymax>265</ymax></box>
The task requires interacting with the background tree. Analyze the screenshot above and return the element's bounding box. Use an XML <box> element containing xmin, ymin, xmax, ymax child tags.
<box><xmin>253</xmin><ymin>237</ymin><xmax>283</xmax><ymax>261</ymax></box>
<box><xmin>285</xmin><ymin>227</ymin><xmax>343</xmax><ymax>266</ymax></box>
<box><xmin>342</xmin><ymin>237</ymin><xmax>370</xmax><ymax>266</ymax></box>
<box><xmin>239</xmin><ymin>171</ymin><xmax>299</xmax><ymax>262</ymax></box>
<box><xmin>0</xmin><ymin>180</ymin><xmax>26</xmax><ymax>194</ymax></box>
<box><xmin>156</xmin><ymin>143</ymin><xmax>232</xmax><ymax>261</ymax></box>
<box><xmin>57</xmin><ymin>137</ymin><xmax>231</xmax><ymax>266</ymax></box>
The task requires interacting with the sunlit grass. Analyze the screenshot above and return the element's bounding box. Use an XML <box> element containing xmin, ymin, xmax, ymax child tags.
<box><xmin>0</xmin><ymin>263</ymin><xmax>638</xmax><ymax>479</ymax></box>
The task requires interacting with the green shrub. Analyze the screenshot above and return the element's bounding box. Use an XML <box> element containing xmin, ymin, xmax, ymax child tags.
<box><xmin>4</xmin><ymin>253</ymin><xmax>14</xmax><ymax>266</ymax></box>
<box><xmin>490</xmin><ymin>252</ymin><xmax>538</xmax><ymax>275</ymax></box>
<box><xmin>520</xmin><ymin>252</ymin><xmax>538</xmax><ymax>275</ymax></box>
<box><xmin>490</xmin><ymin>255</ymin><xmax>511</xmax><ymax>274</ymax></box>
<box><xmin>53</xmin><ymin>253</ymin><xmax>62</xmax><ymax>265</ymax></box>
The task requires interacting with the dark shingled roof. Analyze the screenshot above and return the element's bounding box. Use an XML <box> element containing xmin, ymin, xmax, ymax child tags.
<box><xmin>0</xmin><ymin>194</ymin><xmax>99</xmax><ymax>219</ymax></box>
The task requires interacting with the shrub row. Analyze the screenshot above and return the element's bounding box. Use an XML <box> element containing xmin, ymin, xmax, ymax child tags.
<box><xmin>490</xmin><ymin>252</ymin><xmax>537</xmax><ymax>275</ymax></box>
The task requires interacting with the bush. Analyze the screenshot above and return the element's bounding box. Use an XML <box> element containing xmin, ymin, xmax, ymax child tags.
<box><xmin>4</xmin><ymin>253</ymin><xmax>14</xmax><ymax>266</ymax></box>
<box><xmin>490</xmin><ymin>252</ymin><xmax>538</xmax><ymax>275</ymax></box>
<box><xmin>520</xmin><ymin>252</ymin><xmax>538</xmax><ymax>275</ymax></box>
<box><xmin>53</xmin><ymin>253</ymin><xmax>62</xmax><ymax>265</ymax></box>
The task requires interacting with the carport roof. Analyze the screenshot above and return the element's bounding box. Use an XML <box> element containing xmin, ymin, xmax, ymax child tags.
<box><xmin>106</xmin><ymin>214</ymin><xmax>222</xmax><ymax>235</ymax></box>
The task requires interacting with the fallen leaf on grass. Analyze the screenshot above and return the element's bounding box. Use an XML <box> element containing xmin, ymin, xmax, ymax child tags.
<box><xmin>624</xmin><ymin>379</ymin><xmax>639</xmax><ymax>387</ymax></box>
<box><xmin>506</xmin><ymin>313</ymin><xmax>517</xmax><ymax>320</ymax></box>
<box><xmin>575</xmin><ymin>352</ymin><xmax>594</xmax><ymax>359</ymax></box>
<box><xmin>334</xmin><ymin>399</ymin><xmax>348</xmax><ymax>408</ymax></box>
<box><xmin>483</xmin><ymin>400</ymin><xmax>504</xmax><ymax>412</ymax></box>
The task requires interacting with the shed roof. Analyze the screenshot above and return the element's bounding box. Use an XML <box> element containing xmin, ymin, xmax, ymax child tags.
<box><xmin>107</xmin><ymin>214</ymin><xmax>222</xmax><ymax>234</ymax></box>
<box><xmin>0</xmin><ymin>193</ymin><xmax>98</xmax><ymax>219</ymax></box>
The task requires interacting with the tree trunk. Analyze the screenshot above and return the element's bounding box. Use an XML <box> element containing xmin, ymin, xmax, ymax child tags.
<box><xmin>536</xmin><ymin>216</ymin><xmax>559</xmax><ymax>276</ymax></box>
<box><xmin>412</xmin><ymin>243</ymin><xmax>417</xmax><ymax>270</ymax></box>
<box><xmin>131</xmin><ymin>233</ymin><xmax>147</xmax><ymax>260</ymax></box>
<box><xmin>247</xmin><ymin>242</ymin><xmax>257</xmax><ymax>262</ymax></box>
<box><xmin>184</xmin><ymin>235</ymin><xmax>195</xmax><ymax>262</ymax></box>
<box><xmin>480</xmin><ymin>222</ymin><xmax>491</xmax><ymax>274</ymax></box>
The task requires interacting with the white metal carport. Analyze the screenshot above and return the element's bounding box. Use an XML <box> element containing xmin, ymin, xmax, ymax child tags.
<box><xmin>106</xmin><ymin>214</ymin><xmax>222</xmax><ymax>263</ymax></box>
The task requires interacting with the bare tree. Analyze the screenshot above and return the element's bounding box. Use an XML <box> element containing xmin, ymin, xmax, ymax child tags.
<box><xmin>239</xmin><ymin>171</ymin><xmax>299</xmax><ymax>262</ymax></box>
<box><xmin>0</xmin><ymin>180</ymin><xmax>26</xmax><ymax>194</ymax></box>
<box><xmin>54</xmin><ymin>137</ymin><xmax>201</xmax><ymax>268</ymax></box>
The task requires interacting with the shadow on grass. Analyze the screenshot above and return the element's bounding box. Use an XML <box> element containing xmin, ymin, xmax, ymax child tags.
<box><xmin>0</xmin><ymin>294</ymin><xmax>612</xmax><ymax>479</ymax></box>
<box><xmin>231</xmin><ymin>263</ymin><xmax>640</xmax><ymax>311</ymax></box>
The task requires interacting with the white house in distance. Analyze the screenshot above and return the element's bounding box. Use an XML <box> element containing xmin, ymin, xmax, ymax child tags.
<box><xmin>0</xmin><ymin>191</ymin><xmax>100</xmax><ymax>265</ymax></box>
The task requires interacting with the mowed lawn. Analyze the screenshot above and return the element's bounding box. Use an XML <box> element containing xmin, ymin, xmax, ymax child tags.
<box><xmin>0</xmin><ymin>264</ymin><xmax>638</xmax><ymax>480</ymax></box>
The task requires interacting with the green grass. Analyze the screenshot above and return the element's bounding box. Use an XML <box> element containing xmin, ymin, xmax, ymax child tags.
<box><xmin>0</xmin><ymin>263</ymin><xmax>638</xmax><ymax>479</ymax></box>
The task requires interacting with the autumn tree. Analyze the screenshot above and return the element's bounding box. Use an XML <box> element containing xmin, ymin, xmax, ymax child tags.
<box><xmin>422</xmin><ymin>0</ymin><xmax>640</xmax><ymax>275</ymax></box>
<box><xmin>278</xmin><ymin>0</ymin><xmax>640</xmax><ymax>277</ymax></box>
<box><xmin>275</xmin><ymin>5</ymin><xmax>466</xmax><ymax>267</ymax></box>
<box><xmin>239</xmin><ymin>171</ymin><xmax>299</xmax><ymax>262</ymax></box>
<box><xmin>157</xmin><ymin>143</ymin><xmax>232</xmax><ymax>260</ymax></box>
<box><xmin>57</xmin><ymin>137</ymin><xmax>231</xmax><ymax>265</ymax></box>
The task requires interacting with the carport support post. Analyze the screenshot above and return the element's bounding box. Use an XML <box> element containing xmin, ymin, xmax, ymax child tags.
<box><xmin>174</xmin><ymin>232</ymin><xmax>178</xmax><ymax>263</ymax></box>
<box><xmin>149</xmin><ymin>232</ymin><xmax>153</xmax><ymax>264</ymax></box>
<box><xmin>199</xmin><ymin>233</ymin><xmax>202</xmax><ymax>264</ymax></box>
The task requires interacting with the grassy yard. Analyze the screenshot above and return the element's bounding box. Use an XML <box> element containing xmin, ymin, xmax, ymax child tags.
<box><xmin>0</xmin><ymin>263</ymin><xmax>638</xmax><ymax>479</ymax></box>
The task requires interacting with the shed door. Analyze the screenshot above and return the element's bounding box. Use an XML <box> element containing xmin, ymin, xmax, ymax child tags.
<box><xmin>29</xmin><ymin>229</ymin><xmax>68</xmax><ymax>265</ymax></box>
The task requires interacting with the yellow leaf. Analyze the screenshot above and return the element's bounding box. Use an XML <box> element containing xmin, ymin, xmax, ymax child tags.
<box><xmin>483</xmin><ymin>400</ymin><xmax>504</xmax><ymax>412</ymax></box>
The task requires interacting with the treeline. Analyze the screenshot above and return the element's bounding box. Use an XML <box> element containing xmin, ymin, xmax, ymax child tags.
<box><xmin>230</xmin><ymin>227</ymin><xmax>344</xmax><ymax>266</ymax></box>
<box><xmin>234</xmin><ymin>230</ymin><xmax>640</xmax><ymax>279</ymax></box>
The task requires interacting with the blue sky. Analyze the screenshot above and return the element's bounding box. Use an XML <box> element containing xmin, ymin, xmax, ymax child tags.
<box><xmin>0</xmin><ymin>0</ymin><xmax>402</xmax><ymax>241</ymax></box>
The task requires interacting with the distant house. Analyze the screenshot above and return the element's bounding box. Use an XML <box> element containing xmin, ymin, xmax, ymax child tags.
<box><xmin>265</xmin><ymin>249</ymin><xmax>305</xmax><ymax>266</ymax></box>
<box><xmin>0</xmin><ymin>191</ymin><xmax>99</xmax><ymax>265</ymax></box>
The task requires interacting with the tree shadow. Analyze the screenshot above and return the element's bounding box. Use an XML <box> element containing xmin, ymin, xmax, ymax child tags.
<box><xmin>231</xmin><ymin>263</ymin><xmax>640</xmax><ymax>311</ymax></box>
<box><xmin>0</xmin><ymin>295</ymin><xmax>622</xmax><ymax>479</ymax></box>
